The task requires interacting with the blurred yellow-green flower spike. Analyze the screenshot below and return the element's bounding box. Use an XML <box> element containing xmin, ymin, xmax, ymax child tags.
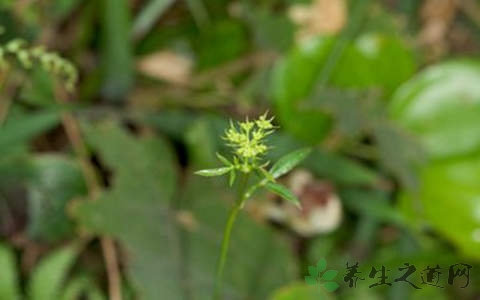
<box><xmin>0</xmin><ymin>39</ymin><xmax>78</xmax><ymax>91</ymax></box>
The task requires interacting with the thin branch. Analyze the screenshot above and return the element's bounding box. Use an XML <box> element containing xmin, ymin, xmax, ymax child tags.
<box><xmin>101</xmin><ymin>237</ymin><xmax>123</xmax><ymax>300</ymax></box>
<box><xmin>54</xmin><ymin>84</ymin><xmax>122</xmax><ymax>300</ymax></box>
<box><xmin>0</xmin><ymin>67</ymin><xmax>12</xmax><ymax>126</ymax></box>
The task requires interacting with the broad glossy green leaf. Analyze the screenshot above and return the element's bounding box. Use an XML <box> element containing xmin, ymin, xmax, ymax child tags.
<box><xmin>0</xmin><ymin>244</ymin><xmax>20</xmax><ymax>300</ymax></box>
<box><xmin>336</xmin><ymin>34</ymin><xmax>415</xmax><ymax>93</ymax></box>
<box><xmin>271</xmin><ymin>37</ymin><xmax>334</xmax><ymax>144</ymax></box>
<box><xmin>398</xmin><ymin>153</ymin><xmax>480</xmax><ymax>259</ymax></box>
<box><xmin>272</xmin><ymin>34</ymin><xmax>415</xmax><ymax>144</ymax></box>
<box><xmin>270</xmin><ymin>148</ymin><xmax>311</xmax><ymax>178</ymax></box>
<box><xmin>389</xmin><ymin>60</ymin><xmax>480</xmax><ymax>159</ymax></box>
<box><xmin>266</xmin><ymin>182</ymin><xmax>300</xmax><ymax>208</ymax></box>
<box><xmin>28</xmin><ymin>244</ymin><xmax>79</xmax><ymax>300</ymax></box>
<box><xmin>195</xmin><ymin>167</ymin><xmax>231</xmax><ymax>177</ymax></box>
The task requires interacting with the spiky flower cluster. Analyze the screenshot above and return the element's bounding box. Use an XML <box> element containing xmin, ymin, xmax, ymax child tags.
<box><xmin>223</xmin><ymin>114</ymin><xmax>274</xmax><ymax>160</ymax></box>
<box><xmin>0</xmin><ymin>39</ymin><xmax>78</xmax><ymax>91</ymax></box>
<box><xmin>195</xmin><ymin>112</ymin><xmax>277</xmax><ymax>186</ymax></box>
<box><xmin>223</xmin><ymin>112</ymin><xmax>275</xmax><ymax>169</ymax></box>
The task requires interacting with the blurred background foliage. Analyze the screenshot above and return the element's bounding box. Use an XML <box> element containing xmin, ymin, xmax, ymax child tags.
<box><xmin>1</xmin><ymin>0</ymin><xmax>480</xmax><ymax>299</ymax></box>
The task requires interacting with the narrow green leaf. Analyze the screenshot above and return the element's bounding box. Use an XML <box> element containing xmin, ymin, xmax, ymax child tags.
<box><xmin>323</xmin><ymin>281</ymin><xmax>339</xmax><ymax>292</ymax></box>
<box><xmin>184</xmin><ymin>0</ymin><xmax>209</xmax><ymax>28</ymax></box>
<box><xmin>216</xmin><ymin>153</ymin><xmax>231</xmax><ymax>166</ymax></box>
<box><xmin>265</xmin><ymin>182</ymin><xmax>300</xmax><ymax>208</ymax></box>
<box><xmin>101</xmin><ymin>0</ymin><xmax>133</xmax><ymax>101</ymax></box>
<box><xmin>0</xmin><ymin>244</ymin><xmax>20</xmax><ymax>300</ymax></box>
<box><xmin>195</xmin><ymin>167</ymin><xmax>231</xmax><ymax>177</ymax></box>
<box><xmin>304</xmin><ymin>276</ymin><xmax>317</xmax><ymax>286</ymax></box>
<box><xmin>28</xmin><ymin>244</ymin><xmax>79</xmax><ymax>300</ymax></box>
<box><xmin>0</xmin><ymin>110</ymin><xmax>60</xmax><ymax>153</ymax></box>
<box><xmin>131</xmin><ymin>0</ymin><xmax>175</xmax><ymax>39</ymax></box>
<box><xmin>317</xmin><ymin>258</ymin><xmax>327</xmax><ymax>272</ymax></box>
<box><xmin>322</xmin><ymin>270</ymin><xmax>338</xmax><ymax>281</ymax></box>
<box><xmin>62</xmin><ymin>275</ymin><xmax>106</xmax><ymax>300</ymax></box>
<box><xmin>229</xmin><ymin>169</ymin><xmax>236</xmax><ymax>186</ymax></box>
<box><xmin>256</xmin><ymin>167</ymin><xmax>275</xmax><ymax>183</ymax></box>
<box><xmin>308</xmin><ymin>266</ymin><xmax>318</xmax><ymax>277</ymax></box>
<box><xmin>270</xmin><ymin>148</ymin><xmax>312</xmax><ymax>178</ymax></box>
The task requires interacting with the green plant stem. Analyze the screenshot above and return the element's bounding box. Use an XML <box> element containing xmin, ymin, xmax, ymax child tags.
<box><xmin>0</xmin><ymin>67</ymin><xmax>12</xmax><ymax>126</ymax></box>
<box><xmin>213</xmin><ymin>174</ymin><xmax>250</xmax><ymax>299</ymax></box>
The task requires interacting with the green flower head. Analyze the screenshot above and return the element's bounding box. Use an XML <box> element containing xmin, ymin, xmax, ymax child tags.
<box><xmin>196</xmin><ymin>111</ymin><xmax>310</xmax><ymax>208</ymax></box>
<box><xmin>223</xmin><ymin>112</ymin><xmax>275</xmax><ymax>165</ymax></box>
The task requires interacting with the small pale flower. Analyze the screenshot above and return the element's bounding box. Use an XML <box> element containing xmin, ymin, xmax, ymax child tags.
<box><xmin>240</xmin><ymin>119</ymin><xmax>254</xmax><ymax>132</ymax></box>
<box><xmin>256</xmin><ymin>113</ymin><xmax>274</xmax><ymax>130</ymax></box>
<box><xmin>252</xmin><ymin>130</ymin><xmax>263</xmax><ymax>141</ymax></box>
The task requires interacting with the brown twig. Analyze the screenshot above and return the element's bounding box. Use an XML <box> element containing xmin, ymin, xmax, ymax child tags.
<box><xmin>0</xmin><ymin>67</ymin><xmax>12</xmax><ymax>125</ymax></box>
<box><xmin>101</xmin><ymin>237</ymin><xmax>122</xmax><ymax>300</ymax></box>
<box><xmin>54</xmin><ymin>85</ymin><xmax>122</xmax><ymax>300</ymax></box>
